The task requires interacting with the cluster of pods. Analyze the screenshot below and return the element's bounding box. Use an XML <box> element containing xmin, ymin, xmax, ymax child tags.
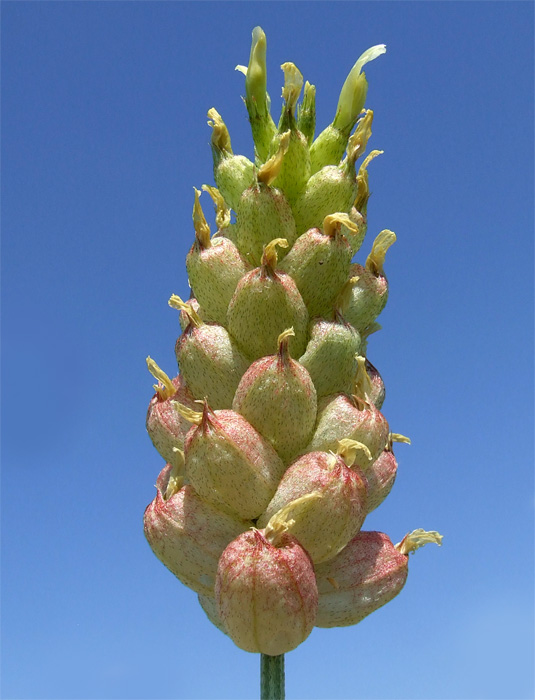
<box><xmin>144</xmin><ymin>28</ymin><xmax>441</xmax><ymax>656</ymax></box>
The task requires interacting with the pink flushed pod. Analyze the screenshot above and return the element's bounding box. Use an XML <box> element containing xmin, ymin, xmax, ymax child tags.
<box><xmin>364</xmin><ymin>434</ymin><xmax>410</xmax><ymax>513</ymax></box>
<box><xmin>256</xmin><ymin>442</ymin><xmax>368</xmax><ymax>564</ymax></box>
<box><xmin>143</xmin><ymin>463</ymin><xmax>250</xmax><ymax>597</ymax></box>
<box><xmin>306</xmin><ymin>356</ymin><xmax>389</xmax><ymax>461</ymax></box>
<box><xmin>215</xmin><ymin>526</ymin><xmax>318</xmax><ymax>655</ymax></box>
<box><xmin>179</xmin><ymin>402</ymin><xmax>286</xmax><ymax>520</ymax></box>
<box><xmin>232</xmin><ymin>328</ymin><xmax>317</xmax><ymax>465</ymax></box>
<box><xmin>315</xmin><ymin>529</ymin><xmax>442</xmax><ymax>627</ymax></box>
<box><xmin>145</xmin><ymin>357</ymin><xmax>198</xmax><ymax>467</ymax></box>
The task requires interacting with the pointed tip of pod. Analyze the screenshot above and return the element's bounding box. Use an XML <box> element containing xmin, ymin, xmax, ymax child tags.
<box><xmin>395</xmin><ymin>529</ymin><xmax>443</xmax><ymax>555</ymax></box>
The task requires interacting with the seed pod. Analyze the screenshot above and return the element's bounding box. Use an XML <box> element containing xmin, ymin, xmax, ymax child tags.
<box><xmin>145</xmin><ymin>357</ymin><xmax>197</xmax><ymax>465</ymax></box>
<box><xmin>342</xmin><ymin>230</ymin><xmax>396</xmax><ymax>332</ymax></box>
<box><xmin>278</xmin><ymin>214</ymin><xmax>354</xmax><ymax>317</ymax></box>
<box><xmin>208</xmin><ymin>108</ymin><xmax>255</xmax><ymax>210</ymax></box>
<box><xmin>143</xmin><ymin>462</ymin><xmax>250</xmax><ymax>597</ymax></box>
<box><xmin>341</xmin><ymin>207</ymin><xmax>367</xmax><ymax>255</ymax></box>
<box><xmin>178</xmin><ymin>297</ymin><xmax>205</xmax><ymax>331</ymax></box>
<box><xmin>365</xmin><ymin>358</ymin><xmax>386</xmax><ymax>409</ymax></box>
<box><xmin>315</xmin><ymin>529</ymin><xmax>442</xmax><ymax>627</ymax></box>
<box><xmin>307</xmin><ymin>358</ymin><xmax>389</xmax><ymax>461</ymax></box>
<box><xmin>299</xmin><ymin>313</ymin><xmax>362</xmax><ymax>397</ymax></box>
<box><xmin>363</xmin><ymin>433</ymin><xmax>410</xmax><ymax>513</ymax></box>
<box><xmin>233</xmin><ymin>328</ymin><xmax>317</xmax><ymax>464</ymax></box>
<box><xmin>171</xmin><ymin>295</ymin><xmax>249</xmax><ymax>409</ymax></box>
<box><xmin>227</xmin><ymin>239</ymin><xmax>309</xmax><ymax>360</ymax></box>
<box><xmin>198</xmin><ymin>594</ymin><xmax>227</xmax><ymax>635</ymax></box>
<box><xmin>257</xmin><ymin>441</ymin><xmax>369</xmax><ymax>563</ymax></box>
<box><xmin>186</xmin><ymin>189</ymin><xmax>250</xmax><ymax>326</ymax></box>
<box><xmin>215</xmin><ymin>525</ymin><xmax>318</xmax><ymax>655</ymax></box>
<box><xmin>179</xmin><ymin>403</ymin><xmax>286</xmax><ymax>520</ymax></box>
<box><xmin>234</xmin><ymin>135</ymin><xmax>297</xmax><ymax>266</ymax></box>
<box><xmin>291</xmin><ymin>111</ymin><xmax>373</xmax><ymax>235</ymax></box>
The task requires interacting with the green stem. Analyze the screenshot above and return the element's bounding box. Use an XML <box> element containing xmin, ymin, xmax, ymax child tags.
<box><xmin>260</xmin><ymin>654</ymin><xmax>285</xmax><ymax>700</ymax></box>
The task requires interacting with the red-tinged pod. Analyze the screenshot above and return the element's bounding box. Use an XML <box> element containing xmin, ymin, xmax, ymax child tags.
<box><xmin>143</xmin><ymin>463</ymin><xmax>250</xmax><ymax>597</ymax></box>
<box><xmin>171</xmin><ymin>295</ymin><xmax>249</xmax><ymax>410</ymax></box>
<box><xmin>363</xmin><ymin>433</ymin><xmax>411</xmax><ymax>512</ymax></box>
<box><xmin>232</xmin><ymin>328</ymin><xmax>317</xmax><ymax>464</ymax></box>
<box><xmin>215</xmin><ymin>527</ymin><xmax>318</xmax><ymax>655</ymax></box>
<box><xmin>181</xmin><ymin>403</ymin><xmax>286</xmax><ymax>520</ymax></box>
<box><xmin>365</xmin><ymin>358</ymin><xmax>385</xmax><ymax>409</ymax></box>
<box><xmin>227</xmin><ymin>239</ymin><xmax>309</xmax><ymax>361</ymax></box>
<box><xmin>278</xmin><ymin>214</ymin><xmax>353</xmax><ymax>318</ymax></box>
<box><xmin>315</xmin><ymin>529</ymin><xmax>442</xmax><ymax>627</ymax></box>
<box><xmin>145</xmin><ymin>358</ymin><xmax>197</xmax><ymax>467</ymax></box>
<box><xmin>342</xmin><ymin>230</ymin><xmax>396</xmax><ymax>333</ymax></box>
<box><xmin>198</xmin><ymin>594</ymin><xmax>227</xmax><ymax>636</ymax></box>
<box><xmin>186</xmin><ymin>189</ymin><xmax>251</xmax><ymax>326</ymax></box>
<box><xmin>256</xmin><ymin>447</ymin><xmax>368</xmax><ymax>564</ymax></box>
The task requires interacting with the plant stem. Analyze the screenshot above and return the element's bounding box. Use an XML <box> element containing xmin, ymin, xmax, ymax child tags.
<box><xmin>260</xmin><ymin>654</ymin><xmax>285</xmax><ymax>700</ymax></box>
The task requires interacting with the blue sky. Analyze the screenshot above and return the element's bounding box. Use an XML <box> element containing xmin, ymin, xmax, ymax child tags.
<box><xmin>2</xmin><ymin>2</ymin><xmax>533</xmax><ymax>699</ymax></box>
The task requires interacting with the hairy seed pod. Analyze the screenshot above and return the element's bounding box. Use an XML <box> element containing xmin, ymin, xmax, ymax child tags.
<box><xmin>144</xmin><ymin>463</ymin><xmax>250</xmax><ymax>596</ymax></box>
<box><xmin>233</xmin><ymin>328</ymin><xmax>317</xmax><ymax>464</ymax></box>
<box><xmin>186</xmin><ymin>189</ymin><xmax>250</xmax><ymax>326</ymax></box>
<box><xmin>257</xmin><ymin>444</ymin><xmax>368</xmax><ymax>563</ymax></box>
<box><xmin>315</xmin><ymin>529</ymin><xmax>442</xmax><ymax>627</ymax></box>
<box><xmin>365</xmin><ymin>358</ymin><xmax>386</xmax><ymax>409</ymax></box>
<box><xmin>180</xmin><ymin>403</ymin><xmax>286</xmax><ymax>520</ymax></box>
<box><xmin>215</xmin><ymin>526</ymin><xmax>318</xmax><ymax>655</ymax></box>
<box><xmin>227</xmin><ymin>239</ymin><xmax>309</xmax><ymax>360</ymax></box>
<box><xmin>299</xmin><ymin>314</ymin><xmax>362</xmax><ymax>397</ymax></box>
<box><xmin>145</xmin><ymin>358</ymin><xmax>197</xmax><ymax>465</ymax></box>
<box><xmin>278</xmin><ymin>214</ymin><xmax>353</xmax><ymax>317</ymax></box>
<box><xmin>172</xmin><ymin>296</ymin><xmax>249</xmax><ymax>409</ymax></box>
<box><xmin>198</xmin><ymin>594</ymin><xmax>227</xmax><ymax>635</ymax></box>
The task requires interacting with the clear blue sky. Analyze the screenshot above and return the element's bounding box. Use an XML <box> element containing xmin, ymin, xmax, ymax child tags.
<box><xmin>2</xmin><ymin>2</ymin><xmax>533</xmax><ymax>699</ymax></box>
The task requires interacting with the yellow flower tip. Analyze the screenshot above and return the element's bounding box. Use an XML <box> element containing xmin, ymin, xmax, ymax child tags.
<box><xmin>365</xmin><ymin>229</ymin><xmax>396</xmax><ymax>276</ymax></box>
<box><xmin>352</xmin><ymin>355</ymin><xmax>374</xmax><ymax>404</ymax></box>
<box><xmin>168</xmin><ymin>294</ymin><xmax>203</xmax><ymax>328</ymax></box>
<box><xmin>201</xmin><ymin>184</ymin><xmax>231</xmax><ymax>230</ymax></box>
<box><xmin>265</xmin><ymin>492</ymin><xmax>322</xmax><ymax>546</ymax></box>
<box><xmin>347</xmin><ymin>109</ymin><xmax>374</xmax><ymax>165</ymax></box>
<box><xmin>207</xmin><ymin>108</ymin><xmax>232</xmax><ymax>154</ymax></box>
<box><xmin>395</xmin><ymin>529</ymin><xmax>443</xmax><ymax>556</ymax></box>
<box><xmin>277</xmin><ymin>327</ymin><xmax>295</xmax><ymax>363</ymax></box>
<box><xmin>146</xmin><ymin>356</ymin><xmax>176</xmax><ymax>400</ymax></box>
<box><xmin>172</xmin><ymin>400</ymin><xmax>203</xmax><ymax>426</ymax></box>
<box><xmin>281</xmin><ymin>62</ymin><xmax>304</xmax><ymax>115</ymax></box>
<box><xmin>323</xmin><ymin>212</ymin><xmax>360</xmax><ymax>239</ymax></box>
<box><xmin>257</xmin><ymin>130</ymin><xmax>291</xmax><ymax>185</ymax></box>
<box><xmin>336</xmin><ymin>438</ymin><xmax>373</xmax><ymax>467</ymax></box>
<box><xmin>261</xmin><ymin>238</ymin><xmax>289</xmax><ymax>270</ymax></box>
<box><xmin>192</xmin><ymin>187</ymin><xmax>211</xmax><ymax>248</ymax></box>
<box><xmin>163</xmin><ymin>450</ymin><xmax>185</xmax><ymax>500</ymax></box>
<box><xmin>389</xmin><ymin>433</ymin><xmax>412</xmax><ymax>449</ymax></box>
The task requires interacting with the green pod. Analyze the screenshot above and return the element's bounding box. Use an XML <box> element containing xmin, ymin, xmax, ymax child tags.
<box><xmin>172</xmin><ymin>296</ymin><xmax>249</xmax><ymax>409</ymax></box>
<box><xmin>234</xmin><ymin>182</ymin><xmax>297</xmax><ymax>267</ymax></box>
<box><xmin>181</xmin><ymin>405</ymin><xmax>286</xmax><ymax>520</ymax></box>
<box><xmin>227</xmin><ymin>239</ymin><xmax>309</xmax><ymax>361</ymax></box>
<box><xmin>299</xmin><ymin>314</ymin><xmax>362</xmax><ymax>397</ymax></box>
<box><xmin>278</xmin><ymin>214</ymin><xmax>353</xmax><ymax>317</ymax></box>
<box><xmin>233</xmin><ymin>328</ymin><xmax>317</xmax><ymax>464</ymax></box>
<box><xmin>186</xmin><ymin>189</ymin><xmax>251</xmax><ymax>325</ymax></box>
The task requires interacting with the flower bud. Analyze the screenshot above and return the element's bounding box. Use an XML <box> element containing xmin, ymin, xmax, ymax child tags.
<box><xmin>215</xmin><ymin>527</ymin><xmax>318</xmax><ymax>655</ymax></box>
<box><xmin>143</xmin><ymin>463</ymin><xmax>250</xmax><ymax>596</ymax></box>
<box><xmin>233</xmin><ymin>328</ymin><xmax>317</xmax><ymax>464</ymax></box>
<box><xmin>315</xmin><ymin>529</ymin><xmax>442</xmax><ymax>627</ymax></box>
<box><xmin>179</xmin><ymin>403</ymin><xmax>286</xmax><ymax>520</ymax></box>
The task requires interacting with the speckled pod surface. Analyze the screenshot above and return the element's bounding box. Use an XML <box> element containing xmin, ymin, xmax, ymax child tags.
<box><xmin>144</xmin><ymin>28</ymin><xmax>441</xmax><ymax>657</ymax></box>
